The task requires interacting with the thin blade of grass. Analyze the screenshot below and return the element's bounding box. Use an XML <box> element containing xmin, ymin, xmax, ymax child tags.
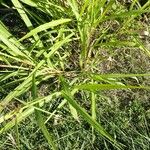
<box><xmin>91</xmin><ymin>90</ymin><xmax>96</xmax><ymax>142</ymax></box>
<box><xmin>32</xmin><ymin>72</ymin><xmax>57</xmax><ymax>150</ymax></box>
<box><xmin>0</xmin><ymin>32</ymin><xmax>28</xmax><ymax>58</ymax></box>
<box><xmin>46</xmin><ymin>33</ymin><xmax>74</xmax><ymax>58</ymax></box>
<box><xmin>67</xmin><ymin>0</ymin><xmax>81</xmax><ymax>21</ymax></box>
<box><xmin>62</xmin><ymin>91</ymin><xmax>122</xmax><ymax>149</ymax></box>
<box><xmin>0</xmin><ymin>51</ymin><xmax>34</xmax><ymax>66</ymax></box>
<box><xmin>0</xmin><ymin>92</ymin><xmax>61</xmax><ymax>125</ymax></box>
<box><xmin>104</xmin><ymin>9</ymin><xmax>150</xmax><ymax>21</ymax></box>
<box><xmin>15</xmin><ymin>116</ymin><xmax>20</xmax><ymax>150</ymax></box>
<box><xmin>94</xmin><ymin>0</ymin><xmax>115</xmax><ymax>26</ymax></box>
<box><xmin>0</xmin><ymin>21</ymin><xmax>32</xmax><ymax>60</ymax></box>
<box><xmin>96</xmin><ymin>41</ymin><xmax>136</xmax><ymax>47</ymax></box>
<box><xmin>12</xmin><ymin>0</ymin><xmax>43</xmax><ymax>47</ymax></box>
<box><xmin>75</xmin><ymin>84</ymin><xmax>150</xmax><ymax>91</ymax></box>
<box><xmin>0</xmin><ymin>21</ymin><xmax>24</xmax><ymax>50</ymax></box>
<box><xmin>19</xmin><ymin>19</ymin><xmax>71</xmax><ymax>41</ymax></box>
<box><xmin>19</xmin><ymin>0</ymin><xmax>37</xmax><ymax>7</ymax></box>
<box><xmin>89</xmin><ymin>73</ymin><xmax>150</xmax><ymax>79</ymax></box>
<box><xmin>60</xmin><ymin>77</ymin><xmax>122</xmax><ymax>149</ymax></box>
<box><xmin>0</xmin><ymin>60</ymin><xmax>45</xmax><ymax>113</ymax></box>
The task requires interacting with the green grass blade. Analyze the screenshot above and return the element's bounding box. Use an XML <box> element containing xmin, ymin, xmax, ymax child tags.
<box><xmin>0</xmin><ymin>60</ymin><xmax>45</xmax><ymax>113</ymax></box>
<box><xmin>62</xmin><ymin>91</ymin><xmax>122</xmax><ymax>149</ymax></box>
<box><xmin>133</xmin><ymin>36</ymin><xmax>150</xmax><ymax>58</ymax></box>
<box><xmin>0</xmin><ymin>21</ymin><xmax>24</xmax><ymax>50</ymax></box>
<box><xmin>19</xmin><ymin>0</ymin><xmax>37</xmax><ymax>7</ymax></box>
<box><xmin>75</xmin><ymin>84</ymin><xmax>150</xmax><ymax>91</ymax></box>
<box><xmin>0</xmin><ymin>70</ymin><xmax>26</xmax><ymax>83</ymax></box>
<box><xmin>91</xmin><ymin>90</ymin><xmax>96</xmax><ymax>142</ymax></box>
<box><xmin>0</xmin><ymin>51</ymin><xmax>34</xmax><ymax>66</ymax></box>
<box><xmin>19</xmin><ymin>19</ymin><xmax>71</xmax><ymax>41</ymax></box>
<box><xmin>0</xmin><ymin>31</ymin><xmax>28</xmax><ymax>58</ymax></box>
<box><xmin>0</xmin><ymin>92</ymin><xmax>61</xmax><ymax>125</ymax></box>
<box><xmin>32</xmin><ymin>72</ymin><xmax>57</xmax><ymax>150</ymax></box>
<box><xmin>89</xmin><ymin>73</ymin><xmax>150</xmax><ymax>79</ymax></box>
<box><xmin>60</xmin><ymin>77</ymin><xmax>122</xmax><ymax>149</ymax></box>
<box><xmin>0</xmin><ymin>21</ymin><xmax>32</xmax><ymax>59</ymax></box>
<box><xmin>46</xmin><ymin>33</ymin><xmax>74</xmax><ymax>58</ymax></box>
<box><xmin>94</xmin><ymin>0</ymin><xmax>115</xmax><ymax>26</ymax></box>
<box><xmin>34</xmin><ymin>109</ymin><xmax>57</xmax><ymax>150</ymax></box>
<box><xmin>12</xmin><ymin>0</ymin><xmax>33</xmax><ymax>29</ymax></box>
<box><xmin>104</xmin><ymin>9</ymin><xmax>150</xmax><ymax>21</ymax></box>
<box><xmin>12</xmin><ymin>0</ymin><xmax>43</xmax><ymax>47</ymax></box>
<box><xmin>15</xmin><ymin>116</ymin><xmax>20</xmax><ymax>150</ymax></box>
<box><xmin>96</xmin><ymin>41</ymin><xmax>136</xmax><ymax>47</ymax></box>
<box><xmin>91</xmin><ymin>91</ymin><xmax>96</xmax><ymax>121</ymax></box>
<box><xmin>67</xmin><ymin>0</ymin><xmax>81</xmax><ymax>21</ymax></box>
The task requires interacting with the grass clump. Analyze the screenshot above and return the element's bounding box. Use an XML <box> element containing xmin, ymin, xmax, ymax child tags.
<box><xmin>0</xmin><ymin>0</ymin><xmax>150</xmax><ymax>149</ymax></box>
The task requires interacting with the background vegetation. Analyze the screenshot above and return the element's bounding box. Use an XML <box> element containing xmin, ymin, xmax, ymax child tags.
<box><xmin>0</xmin><ymin>0</ymin><xmax>150</xmax><ymax>149</ymax></box>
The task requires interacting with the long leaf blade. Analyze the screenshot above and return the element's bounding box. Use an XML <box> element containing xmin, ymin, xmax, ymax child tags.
<box><xmin>19</xmin><ymin>19</ymin><xmax>71</xmax><ymax>41</ymax></box>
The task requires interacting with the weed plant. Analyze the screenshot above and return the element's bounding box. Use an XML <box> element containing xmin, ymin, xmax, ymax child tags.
<box><xmin>0</xmin><ymin>0</ymin><xmax>150</xmax><ymax>149</ymax></box>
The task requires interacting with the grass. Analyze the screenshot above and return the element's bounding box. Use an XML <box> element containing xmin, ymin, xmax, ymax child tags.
<box><xmin>0</xmin><ymin>0</ymin><xmax>150</xmax><ymax>149</ymax></box>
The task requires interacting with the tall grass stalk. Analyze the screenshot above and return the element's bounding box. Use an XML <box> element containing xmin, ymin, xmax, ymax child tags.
<box><xmin>32</xmin><ymin>72</ymin><xmax>57</xmax><ymax>150</ymax></box>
